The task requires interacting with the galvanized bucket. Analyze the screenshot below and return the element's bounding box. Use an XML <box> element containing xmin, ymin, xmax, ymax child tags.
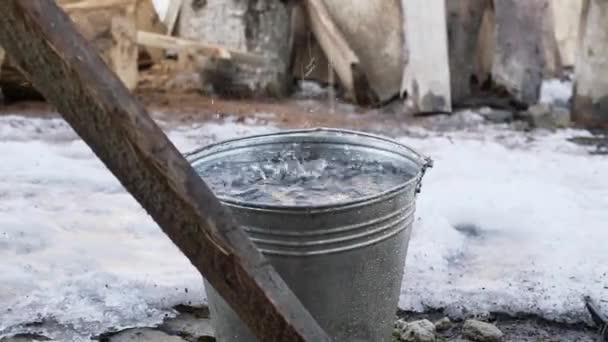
<box><xmin>186</xmin><ymin>128</ymin><xmax>432</xmax><ymax>342</ymax></box>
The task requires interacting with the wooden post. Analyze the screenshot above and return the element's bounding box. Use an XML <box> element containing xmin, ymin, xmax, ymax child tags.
<box><xmin>445</xmin><ymin>0</ymin><xmax>489</xmax><ymax>104</ymax></box>
<box><xmin>0</xmin><ymin>2</ymin><xmax>330</xmax><ymax>341</ymax></box>
<box><xmin>573</xmin><ymin>0</ymin><xmax>608</xmax><ymax>127</ymax></box>
<box><xmin>402</xmin><ymin>0</ymin><xmax>452</xmax><ymax>113</ymax></box>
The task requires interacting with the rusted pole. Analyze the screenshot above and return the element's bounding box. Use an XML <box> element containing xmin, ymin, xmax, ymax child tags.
<box><xmin>0</xmin><ymin>1</ymin><xmax>330</xmax><ymax>341</ymax></box>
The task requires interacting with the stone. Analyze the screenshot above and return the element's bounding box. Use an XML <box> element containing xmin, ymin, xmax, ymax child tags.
<box><xmin>462</xmin><ymin>319</ymin><xmax>504</xmax><ymax>342</ymax></box>
<box><xmin>478</xmin><ymin>107</ymin><xmax>514</xmax><ymax>123</ymax></box>
<box><xmin>106</xmin><ymin>328</ymin><xmax>187</xmax><ymax>342</ymax></box>
<box><xmin>551</xmin><ymin>106</ymin><xmax>571</xmax><ymax>128</ymax></box>
<box><xmin>524</xmin><ymin>103</ymin><xmax>571</xmax><ymax>129</ymax></box>
<box><xmin>0</xmin><ymin>334</ymin><xmax>50</xmax><ymax>342</ymax></box>
<box><xmin>396</xmin><ymin>319</ymin><xmax>436</xmax><ymax>342</ymax></box>
<box><xmin>159</xmin><ymin>313</ymin><xmax>214</xmax><ymax>340</ymax></box>
<box><xmin>434</xmin><ymin>317</ymin><xmax>453</xmax><ymax>332</ymax></box>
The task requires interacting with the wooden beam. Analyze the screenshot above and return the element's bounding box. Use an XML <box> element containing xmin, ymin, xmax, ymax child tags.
<box><xmin>0</xmin><ymin>2</ymin><xmax>330</xmax><ymax>342</ymax></box>
<box><xmin>573</xmin><ymin>0</ymin><xmax>608</xmax><ymax>127</ymax></box>
<box><xmin>136</xmin><ymin>30</ymin><xmax>267</xmax><ymax>66</ymax></box>
<box><xmin>61</xmin><ymin>0</ymin><xmax>135</xmax><ymax>11</ymax></box>
<box><xmin>401</xmin><ymin>0</ymin><xmax>452</xmax><ymax>113</ymax></box>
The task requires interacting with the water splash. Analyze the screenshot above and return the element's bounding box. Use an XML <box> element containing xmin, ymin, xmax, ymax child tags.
<box><xmin>197</xmin><ymin>147</ymin><xmax>414</xmax><ymax>206</ymax></box>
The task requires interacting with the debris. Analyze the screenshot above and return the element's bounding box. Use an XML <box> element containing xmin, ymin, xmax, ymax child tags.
<box><xmin>395</xmin><ymin>319</ymin><xmax>436</xmax><ymax>342</ymax></box>
<box><xmin>584</xmin><ymin>296</ymin><xmax>608</xmax><ymax>341</ymax></box>
<box><xmin>462</xmin><ymin>319</ymin><xmax>504</xmax><ymax>342</ymax></box>
<box><xmin>434</xmin><ymin>317</ymin><xmax>453</xmax><ymax>332</ymax></box>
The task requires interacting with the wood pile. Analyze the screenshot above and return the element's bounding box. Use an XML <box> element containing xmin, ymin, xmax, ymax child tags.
<box><xmin>0</xmin><ymin>0</ymin><xmax>261</xmax><ymax>101</ymax></box>
<box><xmin>1</xmin><ymin>0</ymin><xmax>606</xmax><ymax>128</ymax></box>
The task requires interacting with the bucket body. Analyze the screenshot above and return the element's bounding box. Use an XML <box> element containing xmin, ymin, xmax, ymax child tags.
<box><xmin>187</xmin><ymin>128</ymin><xmax>430</xmax><ymax>342</ymax></box>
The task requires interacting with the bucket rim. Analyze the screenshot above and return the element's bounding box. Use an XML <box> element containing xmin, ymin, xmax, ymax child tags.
<box><xmin>185</xmin><ymin>127</ymin><xmax>433</xmax><ymax>211</ymax></box>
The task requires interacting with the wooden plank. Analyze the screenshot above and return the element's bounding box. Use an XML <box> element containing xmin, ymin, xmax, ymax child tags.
<box><xmin>136</xmin><ymin>31</ymin><xmax>266</xmax><ymax>65</ymax></box>
<box><xmin>135</xmin><ymin>0</ymin><xmax>167</xmax><ymax>64</ymax></box>
<box><xmin>474</xmin><ymin>2</ymin><xmax>495</xmax><ymax>86</ymax></box>
<box><xmin>291</xmin><ymin>2</ymin><xmax>334</xmax><ymax>83</ymax></box>
<box><xmin>109</xmin><ymin>15</ymin><xmax>139</xmax><ymax>90</ymax></box>
<box><xmin>0</xmin><ymin>46</ymin><xmax>4</xmax><ymax>79</ymax></box>
<box><xmin>446</xmin><ymin>0</ymin><xmax>489</xmax><ymax>104</ymax></box>
<box><xmin>0</xmin><ymin>2</ymin><xmax>331</xmax><ymax>342</ymax></box>
<box><xmin>163</xmin><ymin>0</ymin><xmax>183</xmax><ymax>35</ymax></box>
<box><xmin>401</xmin><ymin>0</ymin><xmax>452</xmax><ymax>113</ymax></box>
<box><xmin>61</xmin><ymin>0</ymin><xmax>134</xmax><ymax>11</ymax></box>
<box><xmin>573</xmin><ymin>0</ymin><xmax>608</xmax><ymax>127</ymax></box>
<box><xmin>66</xmin><ymin>2</ymin><xmax>139</xmax><ymax>90</ymax></box>
<box><xmin>303</xmin><ymin>0</ymin><xmax>376</xmax><ymax>105</ymax></box>
<box><xmin>320</xmin><ymin>0</ymin><xmax>405</xmax><ymax>104</ymax></box>
<box><xmin>552</xmin><ymin>0</ymin><xmax>584</xmax><ymax>67</ymax></box>
<box><xmin>492</xmin><ymin>0</ymin><xmax>558</xmax><ymax>105</ymax></box>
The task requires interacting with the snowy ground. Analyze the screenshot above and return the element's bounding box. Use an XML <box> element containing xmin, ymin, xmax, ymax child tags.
<box><xmin>1</xmin><ymin>113</ymin><xmax>606</xmax><ymax>340</ymax></box>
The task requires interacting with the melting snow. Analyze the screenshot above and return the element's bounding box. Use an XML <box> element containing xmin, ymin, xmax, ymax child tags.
<box><xmin>0</xmin><ymin>115</ymin><xmax>606</xmax><ymax>340</ymax></box>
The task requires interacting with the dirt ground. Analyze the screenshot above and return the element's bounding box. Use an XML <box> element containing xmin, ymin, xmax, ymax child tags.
<box><xmin>398</xmin><ymin>311</ymin><xmax>602</xmax><ymax>342</ymax></box>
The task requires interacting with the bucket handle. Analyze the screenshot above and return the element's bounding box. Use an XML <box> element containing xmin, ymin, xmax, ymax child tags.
<box><xmin>415</xmin><ymin>156</ymin><xmax>433</xmax><ymax>194</ymax></box>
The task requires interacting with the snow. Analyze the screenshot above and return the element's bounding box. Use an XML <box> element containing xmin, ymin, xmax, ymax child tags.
<box><xmin>1</xmin><ymin>114</ymin><xmax>606</xmax><ymax>340</ymax></box>
<box><xmin>399</xmin><ymin>128</ymin><xmax>608</xmax><ymax>322</ymax></box>
<box><xmin>539</xmin><ymin>78</ymin><xmax>573</xmax><ymax>106</ymax></box>
<box><xmin>151</xmin><ymin>0</ymin><xmax>169</xmax><ymax>21</ymax></box>
<box><xmin>0</xmin><ymin>116</ymin><xmax>277</xmax><ymax>341</ymax></box>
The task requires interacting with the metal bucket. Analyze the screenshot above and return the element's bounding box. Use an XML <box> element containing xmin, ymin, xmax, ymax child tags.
<box><xmin>187</xmin><ymin>128</ymin><xmax>431</xmax><ymax>342</ymax></box>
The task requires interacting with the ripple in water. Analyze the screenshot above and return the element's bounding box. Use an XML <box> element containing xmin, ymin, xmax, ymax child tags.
<box><xmin>196</xmin><ymin>148</ymin><xmax>415</xmax><ymax>206</ymax></box>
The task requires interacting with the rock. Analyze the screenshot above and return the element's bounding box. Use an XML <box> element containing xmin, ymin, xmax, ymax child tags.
<box><xmin>106</xmin><ymin>328</ymin><xmax>187</xmax><ymax>342</ymax></box>
<box><xmin>434</xmin><ymin>317</ymin><xmax>453</xmax><ymax>332</ymax></box>
<box><xmin>395</xmin><ymin>319</ymin><xmax>436</xmax><ymax>342</ymax></box>
<box><xmin>0</xmin><ymin>334</ymin><xmax>50</xmax><ymax>342</ymax></box>
<box><xmin>551</xmin><ymin>106</ymin><xmax>571</xmax><ymax>128</ymax></box>
<box><xmin>478</xmin><ymin>107</ymin><xmax>514</xmax><ymax>123</ymax></box>
<box><xmin>159</xmin><ymin>313</ymin><xmax>214</xmax><ymax>340</ymax></box>
<box><xmin>462</xmin><ymin>320</ymin><xmax>504</xmax><ymax>342</ymax></box>
<box><xmin>523</xmin><ymin>103</ymin><xmax>571</xmax><ymax>129</ymax></box>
